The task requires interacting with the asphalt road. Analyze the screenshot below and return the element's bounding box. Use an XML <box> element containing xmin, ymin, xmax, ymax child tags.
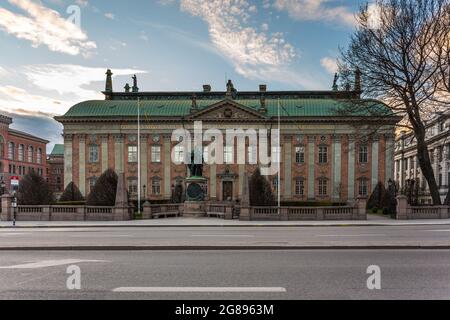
<box><xmin>0</xmin><ymin>250</ymin><xmax>449</xmax><ymax>299</ymax></box>
<box><xmin>1</xmin><ymin>225</ymin><xmax>450</xmax><ymax>248</ymax></box>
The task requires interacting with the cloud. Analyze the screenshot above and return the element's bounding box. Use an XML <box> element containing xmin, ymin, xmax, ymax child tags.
<box><xmin>177</xmin><ymin>0</ymin><xmax>297</xmax><ymax>83</ymax></box>
<box><xmin>0</xmin><ymin>0</ymin><xmax>96</xmax><ymax>57</ymax></box>
<box><xmin>0</xmin><ymin>66</ymin><xmax>8</xmax><ymax>77</ymax></box>
<box><xmin>22</xmin><ymin>64</ymin><xmax>147</xmax><ymax>100</ymax></box>
<box><xmin>1</xmin><ymin>109</ymin><xmax>63</xmax><ymax>152</ymax></box>
<box><xmin>75</xmin><ymin>0</ymin><xmax>88</xmax><ymax>7</ymax></box>
<box><xmin>273</xmin><ymin>0</ymin><xmax>356</xmax><ymax>27</ymax></box>
<box><xmin>320</xmin><ymin>56</ymin><xmax>338</xmax><ymax>74</ymax></box>
<box><xmin>104</xmin><ymin>12</ymin><xmax>115</xmax><ymax>20</ymax></box>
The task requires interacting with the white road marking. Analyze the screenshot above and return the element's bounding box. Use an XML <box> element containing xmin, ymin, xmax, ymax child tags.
<box><xmin>423</xmin><ymin>229</ymin><xmax>450</xmax><ymax>232</ymax></box>
<box><xmin>0</xmin><ymin>259</ymin><xmax>107</xmax><ymax>269</ymax></box>
<box><xmin>0</xmin><ymin>233</ymin><xmax>25</xmax><ymax>236</ymax></box>
<box><xmin>190</xmin><ymin>235</ymin><xmax>255</xmax><ymax>238</ymax></box>
<box><xmin>113</xmin><ymin>287</ymin><xmax>286</xmax><ymax>293</ymax></box>
<box><xmin>316</xmin><ymin>234</ymin><xmax>386</xmax><ymax>237</ymax></box>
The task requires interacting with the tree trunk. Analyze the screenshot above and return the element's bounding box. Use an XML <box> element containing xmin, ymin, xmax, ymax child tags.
<box><xmin>416</xmin><ymin>135</ymin><xmax>442</xmax><ymax>205</ymax></box>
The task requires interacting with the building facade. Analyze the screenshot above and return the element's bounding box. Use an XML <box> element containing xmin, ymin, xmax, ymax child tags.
<box><xmin>55</xmin><ymin>71</ymin><xmax>400</xmax><ymax>203</ymax></box>
<box><xmin>47</xmin><ymin>144</ymin><xmax>64</xmax><ymax>199</ymax></box>
<box><xmin>394</xmin><ymin>112</ymin><xmax>450</xmax><ymax>204</ymax></box>
<box><xmin>0</xmin><ymin>115</ymin><xmax>48</xmax><ymax>194</ymax></box>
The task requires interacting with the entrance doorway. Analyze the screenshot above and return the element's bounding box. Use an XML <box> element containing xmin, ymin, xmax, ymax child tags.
<box><xmin>222</xmin><ymin>181</ymin><xmax>233</xmax><ymax>201</ymax></box>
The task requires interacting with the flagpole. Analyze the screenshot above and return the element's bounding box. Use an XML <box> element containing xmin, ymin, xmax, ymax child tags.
<box><xmin>277</xmin><ymin>98</ymin><xmax>281</xmax><ymax>209</ymax></box>
<box><xmin>137</xmin><ymin>97</ymin><xmax>141</xmax><ymax>214</ymax></box>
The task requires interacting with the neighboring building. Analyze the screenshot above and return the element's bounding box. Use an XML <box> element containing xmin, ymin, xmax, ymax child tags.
<box><xmin>0</xmin><ymin>115</ymin><xmax>49</xmax><ymax>194</ymax></box>
<box><xmin>394</xmin><ymin>112</ymin><xmax>450</xmax><ymax>204</ymax></box>
<box><xmin>47</xmin><ymin>144</ymin><xmax>64</xmax><ymax>199</ymax></box>
<box><xmin>55</xmin><ymin>70</ymin><xmax>400</xmax><ymax>202</ymax></box>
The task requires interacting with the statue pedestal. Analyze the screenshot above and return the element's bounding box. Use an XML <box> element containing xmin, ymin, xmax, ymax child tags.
<box><xmin>183</xmin><ymin>201</ymin><xmax>206</xmax><ymax>217</ymax></box>
<box><xmin>183</xmin><ymin>176</ymin><xmax>207</xmax><ymax>217</ymax></box>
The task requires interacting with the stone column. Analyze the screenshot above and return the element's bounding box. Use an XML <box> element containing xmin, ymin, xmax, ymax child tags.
<box><xmin>371</xmin><ymin>135</ymin><xmax>379</xmax><ymax>191</ymax></box>
<box><xmin>348</xmin><ymin>135</ymin><xmax>356</xmax><ymax>201</ymax></box>
<box><xmin>140</xmin><ymin>134</ymin><xmax>148</xmax><ymax>196</ymax></box>
<box><xmin>396</xmin><ymin>195</ymin><xmax>409</xmax><ymax>220</ymax></box>
<box><xmin>284</xmin><ymin>135</ymin><xmax>292</xmax><ymax>200</ymax></box>
<box><xmin>332</xmin><ymin>135</ymin><xmax>341</xmax><ymax>200</ymax></box>
<box><xmin>0</xmin><ymin>194</ymin><xmax>12</xmax><ymax>221</ymax></box>
<box><xmin>413</xmin><ymin>154</ymin><xmax>418</xmax><ymax>181</ymax></box>
<box><xmin>307</xmin><ymin>136</ymin><xmax>315</xmax><ymax>200</ymax></box>
<box><xmin>101</xmin><ymin>134</ymin><xmax>108</xmax><ymax>173</ymax></box>
<box><xmin>163</xmin><ymin>134</ymin><xmax>172</xmax><ymax>199</ymax></box>
<box><xmin>385</xmin><ymin>134</ymin><xmax>394</xmax><ymax>185</ymax></box>
<box><xmin>78</xmin><ymin>134</ymin><xmax>86</xmax><ymax>196</ymax></box>
<box><xmin>114</xmin><ymin>134</ymin><xmax>124</xmax><ymax>174</ymax></box>
<box><xmin>238</xmin><ymin>164</ymin><xmax>245</xmax><ymax>198</ymax></box>
<box><xmin>433</xmin><ymin>148</ymin><xmax>439</xmax><ymax>182</ymax></box>
<box><xmin>63</xmin><ymin>134</ymin><xmax>73</xmax><ymax>189</ymax></box>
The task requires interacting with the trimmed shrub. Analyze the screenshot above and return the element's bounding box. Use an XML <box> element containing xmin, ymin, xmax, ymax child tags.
<box><xmin>249</xmin><ymin>168</ymin><xmax>275</xmax><ymax>206</ymax></box>
<box><xmin>17</xmin><ymin>171</ymin><xmax>54</xmax><ymax>205</ymax></box>
<box><xmin>86</xmin><ymin>169</ymin><xmax>118</xmax><ymax>206</ymax></box>
<box><xmin>59</xmin><ymin>182</ymin><xmax>84</xmax><ymax>202</ymax></box>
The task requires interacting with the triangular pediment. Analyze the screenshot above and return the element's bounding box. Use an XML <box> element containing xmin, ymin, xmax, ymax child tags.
<box><xmin>187</xmin><ymin>99</ymin><xmax>267</xmax><ymax>120</ymax></box>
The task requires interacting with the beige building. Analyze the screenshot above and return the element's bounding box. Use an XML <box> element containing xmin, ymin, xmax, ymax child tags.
<box><xmin>394</xmin><ymin>112</ymin><xmax>450</xmax><ymax>204</ymax></box>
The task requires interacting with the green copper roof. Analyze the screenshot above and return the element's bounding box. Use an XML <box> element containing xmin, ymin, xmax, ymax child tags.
<box><xmin>60</xmin><ymin>98</ymin><xmax>394</xmax><ymax>118</ymax></box>
<box><xmin>50</xmin><ymin>144</ymin><xmax>64</xmax><ymax>155</ymax></box>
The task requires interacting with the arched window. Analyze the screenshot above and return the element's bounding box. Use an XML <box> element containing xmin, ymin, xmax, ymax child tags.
<box><xmin>28</xmin><ymin>146</ymin><xmax>34</xmax><ymax>163</ymax></box>
<box><xmin>8</xmin><ymin>142</ymin><xmax>14</xmax><ymax>160</ymax></box>
<box><xmin>37</xmin><ymin>148</ymin><xmax>42</xmax><ymax>164</ymax></box>
<box><xmin>18</xmin><ymin>144</ymin><xmax>24</xmax><ymax>162</ymax></box>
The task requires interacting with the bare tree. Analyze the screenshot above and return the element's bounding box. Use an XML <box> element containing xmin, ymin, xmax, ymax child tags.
<box><xmin>339</xmin><ymin>0</ymin><xmax>450</xmax><ymax>205</ymax></box>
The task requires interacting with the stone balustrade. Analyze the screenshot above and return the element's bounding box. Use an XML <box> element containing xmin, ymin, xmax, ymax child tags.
<box><xmin>396</xmin><ymin>195</ymin><xmax>450</xmax><ymax>220</ymax></box>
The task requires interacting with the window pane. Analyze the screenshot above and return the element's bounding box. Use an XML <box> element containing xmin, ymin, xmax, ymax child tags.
<box><xmin>151</xmin><ymin>146</ymin><xmax>161</xmax><ymax>162</ymax></box>
<box><xmin>128</xmin><ymin>145</ymin><xmax>138</xmax><ymax>162</ymax></box>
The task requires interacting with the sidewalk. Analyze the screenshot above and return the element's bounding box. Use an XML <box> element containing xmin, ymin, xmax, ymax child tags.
<box><xmin>1</xmin><ymin>215</ymin><xmax>450</xmax><ymax>228</ymax></box>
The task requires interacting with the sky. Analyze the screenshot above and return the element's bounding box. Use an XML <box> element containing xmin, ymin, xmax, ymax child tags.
<box><xmin>0</xmin><ymin>0</ymin><xmax>369</xmax><ymax>151</ymax></box>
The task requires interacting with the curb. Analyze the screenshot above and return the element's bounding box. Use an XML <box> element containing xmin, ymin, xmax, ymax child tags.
<box><xmin>1</xmin><ymin>223</ymin><xmax>450</xmax><ymax>228</ymax></box>
<box><xmin>1</xmin><ymin>245</ymin><xmax>450</xmax><ymax>251</ymax></box>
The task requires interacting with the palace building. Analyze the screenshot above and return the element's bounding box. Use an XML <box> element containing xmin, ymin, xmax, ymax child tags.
<box><xmin>55</xmin><ymin>70</ymin><xmax>400</xmax><ymax>202</ymax></box>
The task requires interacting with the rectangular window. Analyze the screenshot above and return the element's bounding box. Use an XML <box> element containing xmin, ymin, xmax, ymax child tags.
<box><xmin>272</xmin><ymin>146</ymin><xmax>281</xmax><ymax>164</ymax></box>
<box><xmin>272</xmin><ymin>178</ymin><xmax>279</xmax><ymax>193</ymax></box>
<box><xmin>173</xmin><ymin>145</ymin><xmax>184</xmax><ymax>164</ymax></box>
<box><xmin>89</xmin><ymin>145</ymin><xmax>99</xmax><ymax>163</ymax></box>
<box><xmin>318</xmin><ymin>179</ymin><xmax>328</xmax><ymax>196</ymax></box>
<box><xmin>359</xmin><ymin>179</ymin><xmax>368</xmax><ymax>196</ymax></box>
<box><xmin>295</xmin><ymin>146</ymin><xmax>305</xmax><ymax>164</ymax></box>
<box><xmin>224</xmin><ymin>146</ymin><xmax>233</xmax><ymax>164</ymax></box>
<box><xmin>318</xmin><ymin>146</ymin><xmax>328</xmax><ymax>164</ymax></box>
<box><xmin>295</xmin><ymin>179</ymin><xmax>304</xmax><ymax>196</ymax></box>
<box><xmin>128</xmin><ymin>179</ymin><xmax>138</xmax><ymax>194</ymax></box>
<box><xmin>359</xmin><ymin>145</ymin><xmax>368</xmax><ymax>163</ymax></box>
<box><xmin>128</xmin><ymin>145</ymin><xmax>138</xmax><ymax>163</ymax></box>
<box><xmin>248</xmin><ymin>146</ymin><xmax>257</xmax><ymax>164</ymax></box>
<box><xmin>151</xmin><ymin>146</ymin><xmax>161</xmax><ymax>163</ymax></box>
<box><xmin>152</xmin><ymin>179</ymin><xmax>161</xmax><ymax>195</ymax></box>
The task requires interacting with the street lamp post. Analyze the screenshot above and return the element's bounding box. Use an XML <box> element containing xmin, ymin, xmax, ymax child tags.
<box><xmin>12</xmin><ymin>191</ymin><xmax>17</xmax><ymax>226</ymax></box>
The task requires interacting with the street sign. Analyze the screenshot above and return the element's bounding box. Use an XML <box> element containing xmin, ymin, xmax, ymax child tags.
<box><xmin>10</xmin><ymin>176</ymin><xmax>19</xmax><ymax>187</ymax></box>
